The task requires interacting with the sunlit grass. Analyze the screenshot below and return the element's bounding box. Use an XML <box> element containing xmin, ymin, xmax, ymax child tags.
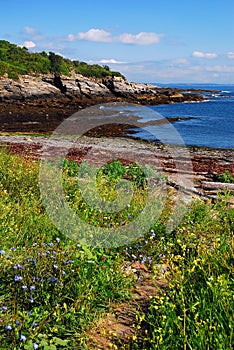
<box><xmin>0</xmin><ymin>148</ymin><xmax>233</xmax><ymax>349</ymax></box>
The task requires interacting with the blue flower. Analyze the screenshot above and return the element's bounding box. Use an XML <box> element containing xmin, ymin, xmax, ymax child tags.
<box><xmin>11</xmin><ymin>247</ymin><xmax>16</xmax><ymax>251</ymax></box>
<box><xmin>49</xmin><ymin>277</ymin><xmax>58</xmax><ymax>283</ymax></box>
<box><xmin>30</xmin><ymin>285</ymin><xmax>36</xmax><ymax>291</ymax></box>
<box><xmin>14</xmin><ymin>276</ymin><xmax>23</xmax><ymax>282</ymax></box>
<box><xmin>16</xmin><ymin>321</ymin><xmax>21</xmax><ymax>325</ymax></box>
<box><xmin>33</xmin><ymin>343</ymin><xmax>39</xmax><ymax>349</ymax></box>
<box><xmin>22</xmin><ymin>285</ymin><xmax>27</xmax><ymax>290</ymax></box>
<box><xmin>32</xmin><ymin>322</ymin><xmax>38</xmax><ymax>327</ymax></box>
<box><xmin>5</xmin><ymin>325</ymin><xmax>12</xmax><ymax>331</ymax></box>
<box><xmin>1</xmin><ymin>306</ymin><xmax>7</xmax><ymax>311</ymax></box>
<box><xmin>31</xmin><ymin>261</ymin><xmax>36</xmax><ymax>266</ymax></box>
<box><xmin>27</xmin><ymin>311</ymin><xmax>32</xmax><ymax>316</ymax></box>
<box><xmin>20</xmin><ymin>334</ymin><xmax>26</xmax><ymax>342</ymax></box>
<box><xmin>0</xmin><ymin>250</ymin><xmax>5</xmax><ymax>255</ymax></box>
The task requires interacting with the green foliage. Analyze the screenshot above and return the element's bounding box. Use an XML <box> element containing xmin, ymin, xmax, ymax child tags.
<box><xmin>126</xmin><ymin>198</ymin><xmax>234</xmax><ymax>349</ymax></box>
<box><xmin>215</xmin><ymin>169</ymin><xmax>234</xmax><ymax>183</ymax></box>
<box><xmin>0</xmin><ymin>40</ymin><xmax>125</xmax><ymax>79</ymax></box>
<box><xmin>0</xmin><ymin>150</ymin><xmax>133</xmax><ymax>349</ymax></box>
<box><xmin>0</xmin><ymin>149</ymin><xmax>233</xmax><ymax>349</ymax></box>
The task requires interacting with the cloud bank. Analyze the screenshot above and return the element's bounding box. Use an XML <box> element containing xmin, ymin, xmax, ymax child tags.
<box><xmin>66</xmin><ymin>28</ymin><xmax>163</xmax><ymax>45</ymax></box>
<box><xmin>192</xmin><ymin>51</ymin><xmax>217</xmax><ymax>59</ymax></box>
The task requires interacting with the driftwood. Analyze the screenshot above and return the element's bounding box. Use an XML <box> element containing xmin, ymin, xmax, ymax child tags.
<box><xmin>201</xmin><ymin>181</ymin><xmax>234</xmax><ymax>192</ymax></box>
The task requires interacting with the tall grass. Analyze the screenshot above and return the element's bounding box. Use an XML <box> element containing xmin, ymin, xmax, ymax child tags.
<box><xmin>0</xmin><ymin>148</ymin><xmax>233</xmax><ymax>349</ymax></box>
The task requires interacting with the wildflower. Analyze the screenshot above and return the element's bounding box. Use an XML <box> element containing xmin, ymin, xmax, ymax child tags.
<box><xmin>1</xmin><ymin>306</ymin><xmax>7</xmax><ymax>311</ymax></box>
<box><xmin>62</xmin><ymin>270</ymin><xmax>66</xmax><ymax>275</ymax></box>
<box><xmin>55</xmin><ymin>237</ymin><xmax>60</xmax><ymax>243</ymax></box>
<box><xmin>30</xmin><ymin>285</ymin><xmax>36</xmax><ymax>291</ymax></box>
<box><xmin>31</xmin><ymin>261</ymin><xmax>36</xmax><ymax>266</ymax></box>
<box><xmin>27</xmin><ymin>311</ymin><xmax>32</xmax><ymax>316</ymax></box>
<box><xmin>0</xmin><ymin>250</ymin><xmax>5</xmax><ymax>255</ymax></box>
<box><xmin>29</xmin><ymin>295</ymin><xmax>34</xmax><ymax>303</ymax></box>
<box><xmin>33</xmin><ymin>343</ymin><xmax>39</xmax><ymax>349</ymax></box>
<box><xmin>32</xmin><ymin>322</ymin><xmax>38</xmax><ymax>327</ymax></box>
<box><xmin>20</xmin><ymin>334</ymin><xmax>26</xmax><ymax>342</ymax></box>
<box><xmin>14</xmin><ymin>276</ymin><xmax>23</xmax><ymax>282</ymax></box>
<box><xmin>101</xmin><ymin>265</ymin><xmax>106</xmax><ymax>269</ymax></box>
<box><xmin>63</xmin><ymin>259</ymin><xmax>74</xmax><ymax>265</ymax></box>
<box><xmin>132</xmin><ymin>254</ymin><xmax>137</xmax><ymax>259</ymax></box>
<box><xmin>49</xmin><ymin>277</ymin><xmax>58</xmax><ymax>283</ymax></box>
<box><xmin>5</xmin><ymin>325</ymin><xmax>12</xmax><ymax>331</ymax></box>
<box><xmin>13</xmin><ymin>264</ymin><xmax>21</xmax><ymax>269</ymax></box>
<box><xmin>53</xmin><ymin>264</ymin><xmax>58</xmax><ymax>269</ymax></box>
<box><xmin>11</xmin><ymin>247</ymin><xmax>16</xmax><ymax>251</ymax></box>
<box><xmin>6</xmin><ymin>255</ymin><xmax>11</xmax><ymax>259</ymax></box>
<box><xmin>22</xmin><ymin>285</ymin><xmax>27</xmax><ymax>290</ymax></box>
<box><xmin>16</xmin><ymin>321</ymin><xmax>21</xmax><ymax>325</ymax></box>
<box><xmin>48</xmin><ymin>242</ymin><xmax>54</xmax><ymax>247</ymax></box>
<box><xmin>148</xmin><ymin>257</ymin><xmax>153</xmax><ymax>264</ymax></box>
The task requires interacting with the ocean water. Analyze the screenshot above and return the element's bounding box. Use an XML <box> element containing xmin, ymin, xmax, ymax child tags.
<box><xmin>131</xmin><ymin>84</ymin><xmax>234</xmax><ymax>149</ymax></box>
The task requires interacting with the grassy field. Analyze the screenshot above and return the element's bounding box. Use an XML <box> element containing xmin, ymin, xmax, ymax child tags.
<box><xmin>0</xmin><ymin>147</ymin><xmax>233</xmax><ymax>349</ymax></box>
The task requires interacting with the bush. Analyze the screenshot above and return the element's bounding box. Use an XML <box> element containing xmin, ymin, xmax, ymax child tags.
<box><xmin>0</xmin><ymin>40</ymin><xmax>125</xmax><ymax>79</ymax></box>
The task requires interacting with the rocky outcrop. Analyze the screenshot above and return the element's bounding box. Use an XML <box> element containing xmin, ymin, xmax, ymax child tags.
<box><xmin>0</xmin><ymin>73</ymin><xmax>206</xmax><ymax>133</ymax></box>
<box><xmin>0</xmin><ymin>75</ymin><xmax>64</xmax><ymax>101</ymax></box>
<box><xmin>0</xmin><ymin>73</ymin><xmax>204</xmax><ymax>104</ymax></box>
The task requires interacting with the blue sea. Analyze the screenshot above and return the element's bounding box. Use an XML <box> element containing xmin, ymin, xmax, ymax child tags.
<box><xmin>131</xmin><ymin>84</ymin><xmax>234</xmax><ymax>149</ymax></box>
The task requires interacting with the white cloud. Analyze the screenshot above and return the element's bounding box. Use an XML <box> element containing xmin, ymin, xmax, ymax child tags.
<box><xmin>99</xmin><ymin>58</ymin><xmax>126</xmax><ymax>64</ymax></box>
<box><xmin>23</xmin><ymin>26</ymin><xmax>38</xmax><ymax>35</ymax></box>
<box><xmin>66</xmin><ymin>28</ymin><xmax>163</xmax><ymax>45</ymax></box>
<box><xmin>192</xmin><ymin>51</ymin><xmax>217</xmax><ymax>59</ymax></box>
<box><xmin>227</xmin><ymin>51</ymin><xmax>234</xmax><ymax>59</ymax></box>
<box><xmin>68</xmin><ymin>29</ymin><xmax>111</xmax><ymax>43</ymax></box>
<box><xmin>23</xmin><ymin>41</ymin><xmax>36</xmax><ymax>48</ymax></box>
<box><xmin>117</xmin><ymin>32</ymin><xmax>163</xmax><ymax>45</ymax></box>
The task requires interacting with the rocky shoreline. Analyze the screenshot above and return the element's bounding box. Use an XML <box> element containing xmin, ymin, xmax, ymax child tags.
<box><xmin>1</xmin><ymin>72</ymin><xmax>233</xmax><ymax>201</ymax></box>
<box><xmin>0</xmin><ymin>74</ymin><xmax>205</xmax><ymax>133</ymax></box>
<box><xmin>0</xmin><ymin>135</ymin><xmax>233</xmax><ymax>203</ymax></box>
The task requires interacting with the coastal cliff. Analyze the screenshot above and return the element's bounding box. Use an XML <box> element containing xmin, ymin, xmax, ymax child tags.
<box><xmin>0</xmin><ymin>73</ymin><xmax>204</xmax><ymax>133</ymax></box>
<box><xmin>0</xmin><ymin>73</ymin><xmax>202</xmax><ymax>104</ymax></box>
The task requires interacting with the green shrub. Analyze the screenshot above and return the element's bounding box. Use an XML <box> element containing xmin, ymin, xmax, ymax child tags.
<box><xmin>215</xmin><ymin>170</ymin><xmax>234</xmax><ymax>183</ymax></box>
<box><xmin>0</xmin><ymin>40</ymin><xmax>125</xmax><ymax>79</ymax></box>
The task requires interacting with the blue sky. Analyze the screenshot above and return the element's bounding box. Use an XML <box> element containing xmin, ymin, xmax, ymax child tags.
<box><xmin>1</xmin><ymin>0</ymin><xmax>233</xmax><ymax>83</ymax></box>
